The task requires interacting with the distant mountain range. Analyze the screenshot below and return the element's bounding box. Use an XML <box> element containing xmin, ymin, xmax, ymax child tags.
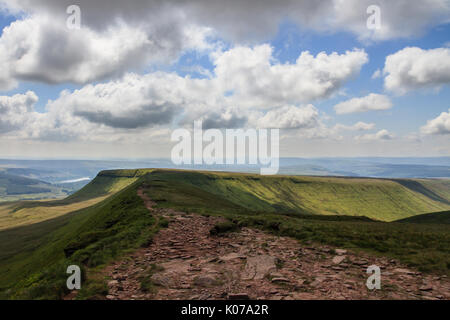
<box><xmin>0</xmin><ymin>157</ymin><xmax>448</xmax><ymax>184</ymax></box>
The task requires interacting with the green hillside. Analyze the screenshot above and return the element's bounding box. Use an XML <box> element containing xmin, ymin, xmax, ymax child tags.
<box><xmin>141</xmin><ymin>170</ymin><xmax>450</xmax><ymax>221</ymax></box>
<box><xmin>63</xmin><ymin>169</ymin><xmax>153</xmax><ymax>203</ymax></box>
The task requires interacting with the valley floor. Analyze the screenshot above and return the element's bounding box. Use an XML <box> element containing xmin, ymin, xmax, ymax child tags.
<box><xmin>98</xmin><ymin>189</ymin><xmax>450</xmax><ymax>300</ymax></box>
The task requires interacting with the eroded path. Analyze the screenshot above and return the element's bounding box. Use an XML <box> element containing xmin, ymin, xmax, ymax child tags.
<box><xmin>103</xmin><ymin>189</ymin><xmax>450</xmax><ymax>300</ymax></box>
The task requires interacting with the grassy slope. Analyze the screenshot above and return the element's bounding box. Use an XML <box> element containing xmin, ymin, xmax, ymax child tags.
<box><xmin>63</xmin><ymin>169</ymin><xmax>153</xmax><ymax>203</ymax></box>
<box><xmin>143</xmin><ymin>170</ymin><xmax>450</xmax><ymax>221</ymax></box>
<box><xmin>0</xmin><ymin>177</ymin><xmax>160</xmax><ymax>299</ymax></box>
<box><xmin>0</xmin><ymin>196</ymin><xmax>109</xmax><ymax>231</ymax></box>
<box><xmin>415</xmin><ymin>179</ymin><xmax>450</xmax><ymax>203</ymax></box>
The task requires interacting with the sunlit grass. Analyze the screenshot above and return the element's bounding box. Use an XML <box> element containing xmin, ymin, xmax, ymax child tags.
<box><xmin>0</xmin><ymin>196</ymin><xmax>109</xmax><ymax>231</ymax></box>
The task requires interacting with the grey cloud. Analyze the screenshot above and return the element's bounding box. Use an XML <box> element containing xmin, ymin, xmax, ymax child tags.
<box><xmin>3</xmin><ymin>0</ymin><xmax>449</xmax><ymax>41</ymax></box>
<box><xmin>1</xmin><ymin>0</ymin><xmax>449</xmax><ymax>89</ymax></box>
<box><xmin>74</xmin><ymin>103</ymin><xmax>177</xmax><ymax>129</ymax></box>
<box><xmin>201</xmin><ymin>112</ymin><xmax>248</xmax><ymax>130</ymax></box>
<box><xmin>0</xmin><ymin>2</ymin><xmax>210</xmax><ymax>88</ymax></box>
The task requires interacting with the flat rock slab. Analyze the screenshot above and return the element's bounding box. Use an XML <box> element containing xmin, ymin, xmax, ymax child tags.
<box><xmin>242</xmin><ymin>255</ymin><xmax>276</xmax><ymax>280</ymax></box>
<box><xmin>332</xmin><ymin>255</ymin><xmax>346</xmax><ymax>265</ymax></box>
<box><xmin>219</xmin><ymin>252</ymin><xmax>246</xmax><ymax>262</ymax></box>
<box><xmin>394</xmin><ymin>268</ymin><xmax>415</xmax><ymax>275</ymax></box>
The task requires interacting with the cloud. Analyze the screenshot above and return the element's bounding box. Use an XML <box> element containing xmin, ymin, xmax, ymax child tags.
<box><xmin>421</xmin><ymin>109</ymin><xmax>450</xmax><ymax>135</ymax></box>
<box><xmin>0</xmin><ymin>12</ymin><xmax>212</xmax><ymax>90</ymax></box>
<box><xmin>2</xmin><ymin>0</ymin><xmax>446</xmax><ymax>90</ymax></box>
<box><xmin>215</xmin><ymin>45</ymin><xmax>368</xmax><ymax>108</ymax></box>
<box><xmin>371</xmin><ymin>69</ymin><xmax>382</xmax><ymax>79</ymax></box>
<box><xmin>0</xmin><ymin>91</ymin><xmax>39</xmax><ymax>133</ymax></box>
<box><xmin>74</xmin><ymin>106</ymin><xmax>176</xmax><ymax>130</ymax></box>
<box><xmin>334</xmin><ymin>93</ymin><xmax>392</xmax><ymax>114</ymax></box>
<box><xmin>355</xmin><ymin>129</ymin><xmax>394</xmax><ymax>140</ymax></box>
<box><xmin>3</xmin><ymin>0</ymin><xmax>449</xmax><ymax>42</ymax></box>
<box><xmin>335</xmin><ymin>121</ymin><xmax>375</xmax><ymax>131</ymax></box>
<box><xmin>383</xmin><ymin>47</ymin><xmax>450</xmax><ymax>94</ymax></box>
<box><xmin>45</xmin><ymin>73</ymin><xmax>191</xmax><ymax>130</ymax></box>
<box><xmin>299</xmin><ymin>121</ymin><xmax>376</xmax><ymax>141</ymax></box>
<box><xmin>0</xmin><ymin>0</ymin><xmax>447</xmax><ymax>90</ymax></box>
<box><xmin>0</xmin><ymin>49</ymin><xmax>16</xmax><ymax>90</ymax></box>
<box><xmin>47</xmin><ymin>45</ymin><xmax>366</xmax><ymax>135</ymax></box>
<box><xmin>4</xmin><ymin>56</ymin><xmax>359</xmax><ymax>140</ymax></box>
<box><xmin>199</xmin><ymin>109</ymin><xmax>248</xmax><ymax>130</ymax></box>
<box><xmin>6</xmin><ymin>71</ymin><xmax>225</xmax><ymax>140</ymax></box>
<box><xmin>326</xmin><ymin>0</ymin><xmax>450</xmax><ymax>42</ymax></box>
<box><xmin>255</xmin><ymin>105</ymin><xmax>319</xmax><ymax>129</ymax></box>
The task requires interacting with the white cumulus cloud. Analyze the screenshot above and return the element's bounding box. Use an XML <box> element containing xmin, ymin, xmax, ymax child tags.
<box><xmin>334</xmin><ymin>93</ymin><xmax>392</xmax><ymax>114</ymax></box>
<box><xmin>214</xmin><ymin>45</ymin><xmax>368</xmax><ymax>108</ymax></box>
<box><xmin>0</xmin><ymin>13</ymin><xmax>213</xmax><ymax>90</ymax></box>
<box><xmin>0</xmin><ymin>91</ymin><xmax>39</xmax><ymax>134</ymax></box>
<box><xmin>421</xmin><ymin>109</ymin><xmax>450</xmax><ymax>135</ymax></box>
<box><xmin>255</xmin><ymin>105</ymin><xmax>319</xmax><ymax>129</ymax></box>
<box><xmin>383</xmin><ymin>47</ymin><xmax>450</xmax><ymax>94</ymax></box>
<box><xmin>355</xmin><ymin>129</ymin><xmax>394</xmax><ymax>141</ymax></box>
<box><xmin>334</xmin><ymin>121</ymin><xmax>375</xmax><ymax>131</ymax></box>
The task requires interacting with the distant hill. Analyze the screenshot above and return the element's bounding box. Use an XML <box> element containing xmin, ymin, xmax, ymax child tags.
<box><xmin>0</xmin><ymin>171</ymin><xmax>68</xmax><ymax>202</ymax></box>
<box><xmin>0</xmin><ymin>157</ymin><xmax>449</xmax><ymax>184</ymax></box>
<box><xmin>135</xmin><ymin>170</ymin><xmax>450</xmax><ymax>222</ymax></box>
<box><xmin>64</xmin><ymin>169</ymin><xmax>153</xmax><ymax>203</ymax></box>
<box><xmin>396</xmin><ymin>210</ymin><xmax>450</xmax><ymax>224</ymax></box>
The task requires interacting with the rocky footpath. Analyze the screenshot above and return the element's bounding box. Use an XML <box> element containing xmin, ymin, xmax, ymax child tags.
<box><xmin>102</xmin><ymin>189</ymin><xmax>450</xmax><ymax>300</ymax></box>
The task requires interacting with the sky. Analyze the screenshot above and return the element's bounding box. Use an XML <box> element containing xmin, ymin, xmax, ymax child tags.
<box><xmin>0</xmin><ymin>0</ymin><xmax>449</xmax><ymax>159</ymax></box>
